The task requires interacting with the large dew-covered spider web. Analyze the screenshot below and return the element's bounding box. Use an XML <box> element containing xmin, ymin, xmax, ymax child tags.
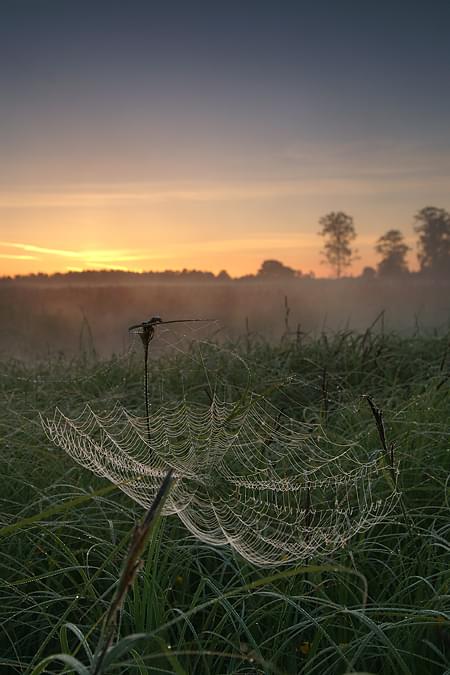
<box><xmin>43</xmin><ymin>383</ymin><xmax>399</xmax><ymax>566</ymax></box>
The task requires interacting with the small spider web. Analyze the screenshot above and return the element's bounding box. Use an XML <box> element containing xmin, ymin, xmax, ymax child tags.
<box><xmin>128</xmin><ymin>317</ymin><xmax>222</xmax><ymax>358</ymax></box>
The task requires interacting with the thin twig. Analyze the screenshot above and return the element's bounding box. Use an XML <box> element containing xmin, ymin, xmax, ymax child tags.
<box><xmin>93</xmin><ymin>468</ymin><xmax>174</xmax><ymax>675</ymax></box>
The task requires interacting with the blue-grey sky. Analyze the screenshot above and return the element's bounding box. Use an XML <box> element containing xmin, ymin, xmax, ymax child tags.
<box><xmin>1</xmin><ymin>0</ymin><xmax>449</xmax><ymax>275</ymax></box>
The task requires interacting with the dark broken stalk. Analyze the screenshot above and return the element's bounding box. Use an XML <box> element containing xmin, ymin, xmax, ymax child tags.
<box><xmin>363</xmin><ymin>395</ymin><xmax>394</xmax><ymax>475</ymax></box>
<box><xmin>363</xmin><ymin>394</ymin><xmax>412</xmax><ymax>531</ymax></box>
<box><xmin>92</xmin><ymin>468</ymin><xmax>174</xmax><ymax>675</ymax></box>
<box><xmin>283</xmin><ymin>294</ymin><xmax>291</xmax><ymax>338</ymax></box>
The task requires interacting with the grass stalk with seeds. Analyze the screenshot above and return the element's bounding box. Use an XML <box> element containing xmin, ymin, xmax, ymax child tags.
<box><xmin>128</xmin><ymin>316</ymin><xmax>209</xmax><ymax>449</ymax></box>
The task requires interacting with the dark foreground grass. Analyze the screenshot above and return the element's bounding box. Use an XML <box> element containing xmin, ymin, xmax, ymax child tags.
<box><xmin>0</xmin><ymin>331</ymin><xmax>449</xmax><ymax>674</ymax></box>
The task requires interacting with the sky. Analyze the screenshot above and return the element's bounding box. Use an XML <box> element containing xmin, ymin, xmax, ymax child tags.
<box><xmin>1</xmin><ymin>0</ymin><xmax>449</xmax><ymax>277</ymax></box>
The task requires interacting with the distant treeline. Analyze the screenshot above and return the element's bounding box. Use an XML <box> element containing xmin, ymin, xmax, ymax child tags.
<box><xmin>1</xmin><ymin>268</ymin><xmax>229</xmax><ymax>284</ymax></box>
<box><xmin>0</xmin><ymin>260</ymin><xmax>316</xmax><ymax>284</ymax></box>
<box><xmin>0</xmin><ymin>258</ymin><xmax>448</xmax><ymax>285</ymax></box>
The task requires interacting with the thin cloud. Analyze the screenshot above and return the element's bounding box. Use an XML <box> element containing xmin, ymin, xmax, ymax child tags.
<box><xmin>0</xmin><ymin>253</ymin><xmax>37</xmax><ymax>260</ymax></box>
<box><xmin>0</xmin><ymin>241</ymin><xmax>157</xmax><ymax>263</ymax></box>
<box><xmin>0</xmin><ymin>241</ymin><xmax>79</xmax><ymax>257</ymax></box>
<box><xmin>1</xmin><ymin>172</ymin><xmax>450</xmax><ymax>210</ymax></box>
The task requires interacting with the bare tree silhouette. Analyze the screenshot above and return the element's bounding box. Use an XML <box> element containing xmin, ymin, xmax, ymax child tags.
<box><xmin>318</xmin><ymin>211</ymin><xmax>358</xmax><ymax>278</ymax></box>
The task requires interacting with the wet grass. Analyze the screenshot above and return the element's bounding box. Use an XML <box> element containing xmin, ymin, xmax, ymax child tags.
<box><xmin>0</xmin><ymin>330</ymin><xmax>449</xmax><ymax>673</ymax></box>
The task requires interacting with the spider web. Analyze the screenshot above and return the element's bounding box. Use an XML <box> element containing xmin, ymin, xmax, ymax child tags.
<box><xmin>42</xmin><ymin>391</ymin><xmax>399</xmax><ymax>566</ymax></box>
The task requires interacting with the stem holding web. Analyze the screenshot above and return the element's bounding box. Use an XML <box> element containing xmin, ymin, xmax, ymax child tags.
<box><xmin>129</xmin><ymin>316</ymin><xmax>211</xmax><ymax>452</ymax></box>
<box><xmin>139</xmin><ymin>325</ymin><xmax>155</xmax><ymax>446</ymax></box>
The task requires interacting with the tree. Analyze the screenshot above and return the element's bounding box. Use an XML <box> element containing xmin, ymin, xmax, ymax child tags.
<box><xmin>361</xmin><ymin>266</ymin><xmax>376</xmax><ymax>280</ymax></box>
<box><xmin>216</xmin><ymin>269</ymin><xmax>231</xmax><ymax>281</ymax></box>
<box><xmin>257</xmin><ymin>259</ymin><xmax>296</xmax><ymax>279</ymax></box>
<box><xmin>318</xmin><ymin>211</ymin><xmax>358</xmax><ymax>278</ymax></box>
<box><xmin>414</xmin><ymin>206</ymin><xmax>450</xmax><ymax>277</ymax></box>
<box><xmin>375</xmin><ymin>229</ymin><xmax>410</xmax><ymax>277</ymax></box>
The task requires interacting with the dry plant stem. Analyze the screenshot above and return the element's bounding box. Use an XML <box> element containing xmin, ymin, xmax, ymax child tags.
<box><xmin>284</xmin><ymin>295</ymin><xmax>291</xmax><ymax>337</ymax></box>
<box><xmin>363</xmin><ymin>395</ymin><xmax>393</xmax><ymax>472</ymax></box>
<box><xmin>143</xmin><ymin>340</ymin><xmax>151</xmax><ymax>443</ymax></box>
<box><xmin>130</xmin><ymin>317</ymin><xmax>211</xmax><ymax>448</ymax></box>
<box><xmin>304</xmin><ymin>484</ymin><xmax>312</xmax><ymax>543</ymax></box>
<box><xmin>363</xmin><ymin>395</ymin><xmax>412</xmax><ymax>531</ymax></box>
<box><xmin>93</xmin><ymin>468</ymin><xmax>174</xmax><ymax>675</ymax></box>
<box><xmin>321</xmin><ymin>367</ymin><xmax>329</xmax><ymax>423</ymax></box>
<box><xmin>139</xmin><ymin>327</ymin><xmax>154</xmax><ymax>447</ymax></box>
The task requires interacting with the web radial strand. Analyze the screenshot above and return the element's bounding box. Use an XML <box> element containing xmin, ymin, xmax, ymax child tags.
<box><xmin>42</xmin><ymin>396</ymin><xmax>399</xmax><ymax>566</ymax></box>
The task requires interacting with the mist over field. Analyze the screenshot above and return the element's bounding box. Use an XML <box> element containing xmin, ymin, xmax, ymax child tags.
<box><xmin>1</xmin><ymin>277</ymin><xmax>449</xmax><ymax>359</ymax></box>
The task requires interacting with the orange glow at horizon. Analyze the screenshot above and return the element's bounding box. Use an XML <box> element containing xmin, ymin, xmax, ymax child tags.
<box><xmin>0</xmin><ymin>236</ymin><xmax>415</xmax><ymax>279</ymax></box>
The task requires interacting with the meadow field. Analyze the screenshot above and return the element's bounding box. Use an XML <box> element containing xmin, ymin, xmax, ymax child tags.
<box><xmin>0</xmin><ymin>323</ymin><xmax>449</xmax><ymax>674</ymax></box>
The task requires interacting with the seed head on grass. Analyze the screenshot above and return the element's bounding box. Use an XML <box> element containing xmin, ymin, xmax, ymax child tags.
<box><xmin>128</xmin><ymin>316</ymin><xmax>211</xmax><ymax>447</ymax></box>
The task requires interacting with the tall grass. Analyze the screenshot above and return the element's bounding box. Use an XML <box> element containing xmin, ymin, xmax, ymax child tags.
<box><xmin>0</xmin><ymin>330</ymin><xmax>449</xmax><ymax>673</ymax></box>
